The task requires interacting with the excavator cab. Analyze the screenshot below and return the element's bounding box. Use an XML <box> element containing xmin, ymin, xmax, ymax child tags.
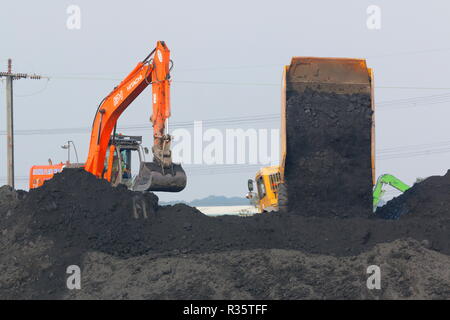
<box><xmin>103</xmin><ymin>134</ymin><xmax>154</xmax><ymax>189</ymax></box>
<box><xmin>104</xmin><ymin>134</ymin><xmax>186</xmax><ymax>192</ymax></box>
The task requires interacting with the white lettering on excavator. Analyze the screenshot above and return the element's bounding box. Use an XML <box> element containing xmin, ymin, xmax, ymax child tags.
<box><xmin>32</xmin><ymin>168</ymin><xmax>62</xmax><ymax>175</ymax></box>
<box><xmin>127</xmin><ymin>75</ymin><xmax>143</xmax><ymax>91</ymax></box>
<box><xmin>157</xmin><ymin>50</ymin><xmax>163</xmax><ymax>63</ymax></box>
<box><xmin>113</xmin><ymin>90</ymin><xmax>124</xmax><ymax>106</ymax></box>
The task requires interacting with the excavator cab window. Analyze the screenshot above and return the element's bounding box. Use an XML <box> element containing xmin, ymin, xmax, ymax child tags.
<box><xmin>115</xmin><ymin>145</ymin><xmax>144</xmax><ymax>188</ymax></box>
<box><xmin>120</xmin><ymin>149</ymin><xmax>132</xmax><ymax>180</ymax></box>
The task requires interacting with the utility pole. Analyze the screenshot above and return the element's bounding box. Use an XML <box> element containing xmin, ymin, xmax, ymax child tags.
<box><xmin>0</xmin><ymin>59</ymin><xmax>44</xmax><ymax>188</ymax></box>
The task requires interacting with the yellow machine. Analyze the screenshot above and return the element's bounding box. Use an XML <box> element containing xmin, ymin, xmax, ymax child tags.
<box><xmin>247</xmin><ymin>57</ymin><xmax>375</xmax><ymax>213</ymax></box>
<box><xmin>247</xmin><ymin>166</ymin><xmax>281</xmax><ymax>212</ymax></box>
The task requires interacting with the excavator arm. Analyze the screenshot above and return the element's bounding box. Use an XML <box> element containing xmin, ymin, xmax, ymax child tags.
<box><xmin>84</xmin><ymin>41</ymin><xmax>186</xmax><ymax>192</ymax></box>
<box><xmin>373</xmin><ymin>174</ymin><xmax>410</xmax><ymax>211</ymax></box>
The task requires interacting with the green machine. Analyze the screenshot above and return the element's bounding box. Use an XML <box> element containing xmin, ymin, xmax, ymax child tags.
<box><xmin>373</xmin><ymin>174</ymin><xmax>411</xmax><ymax>211</ymax></box>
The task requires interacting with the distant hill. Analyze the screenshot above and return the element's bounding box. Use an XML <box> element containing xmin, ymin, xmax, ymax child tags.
<box><xmin>160</xmin><ymin>195</ymin><xmax>249</xmax><ymax>206</ymax></box>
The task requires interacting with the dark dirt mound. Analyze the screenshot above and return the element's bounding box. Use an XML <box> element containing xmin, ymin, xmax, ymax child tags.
<box><xmin>285</xmin><ymin>89</ymin><xmax>373</xmax><ymax>218</ymax></box>
<box><xmin>63</xmin><ymin>240</ymin><xmax>450</xmax><ymax>300</ymax></box>
<box><xmin>376</xmin><ymin>170</ymin><xmax>450</xmax><ymax>221</ymax></box>
<box><xmin>6</xmin><ymin>168</ymin><xmax>159</xmax><ymax>256</ymax></box>
<box><xmin>0</xmin><ymin>169</ymin><xmax>159</xmax><ymax>298</ymax></box>
<box><xmin>0</xmin><ymin>168</ymin><xmax>449</xmax><ymax>299</ymax></box>
<box><xmin>0</xmin><ymin>185</ymin><xmax>26</xmax><ymax>216</ymax></box>
<box><xmin>2</xmin><ymin>169</ymin><xmax>449</xmax><ymax>260</ymax></box>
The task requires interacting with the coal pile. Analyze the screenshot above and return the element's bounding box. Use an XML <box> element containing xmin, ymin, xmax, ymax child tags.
<box><xmin>0</xmin><ymin>169</ymin><xmax>449</xmax><ymax>299</ymax></box>
<box><xmin>64</xmin><ymin>240</ymin><xmax>450</xmax><ymax>300</ymax></box>
<box><xmin>0</xmin><ymin>185</ymin><xmax>25</xmax><ymax>214</ymax></box>
<box><xmin>285</xmin><ymin>88</ymin><xmax>373</xmax><ymax>217</ymax></box>
<box><xmin>376</xmin><ymin>170</ymin><xmax>450</xmax><ymax>221</ymax></box>
<box><xmin>5</xmin><ymin>168</ymin><xmax>159</xmax><ymax>256</ymax></box>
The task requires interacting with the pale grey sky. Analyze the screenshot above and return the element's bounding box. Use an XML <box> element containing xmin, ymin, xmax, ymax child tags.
<box><xmin>1</xmin><ymin>0</ymin><xmax>450</xmax><ymax>202</ymax></box>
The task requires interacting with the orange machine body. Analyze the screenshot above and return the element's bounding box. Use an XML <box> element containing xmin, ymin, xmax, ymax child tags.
<box><xmin>85</xmin><ymin>41</ymin><xmax>172</xmax><ymax>181</ymax></box>
<box><xmin>29</xmin><ymin>163</ymin><xmax>65</xmax><ymax>189</ymax></box>
<box><xmin>28</xmin><ymin>41</ymin><xmax>174</xmax><ymax>190</ymax></box>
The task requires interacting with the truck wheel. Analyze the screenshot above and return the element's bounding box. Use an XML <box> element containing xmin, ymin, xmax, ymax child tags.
<box><xmin>278</xmin><ymin>182</ymin><xmax>288</xmax><ymax>213</ymax></box>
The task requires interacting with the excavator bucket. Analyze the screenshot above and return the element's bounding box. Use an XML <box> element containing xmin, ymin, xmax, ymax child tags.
<box><xmin>133</xmin><ymin>162</ymin><xmax>187</xmax><ymax>192</ymax></box>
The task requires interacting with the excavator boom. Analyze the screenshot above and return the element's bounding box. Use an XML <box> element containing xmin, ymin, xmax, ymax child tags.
<box><xmin>373</xmin><ymin>174</ymin><xmax>410</xmax><ymax>210</ymax></box>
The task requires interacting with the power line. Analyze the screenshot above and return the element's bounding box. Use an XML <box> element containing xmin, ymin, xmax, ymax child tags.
<box><xmin>2</xmin><ymin>83</ymin><xmax>450</xmax><ymax>179</ymax></box>
<box><xmin>377</xmin><ymin>86</ymin><xmax>450</xmax><ymax>91</ymax></box>
<box><xmin>14</xmin><ymin>78</ymin><xmax>50</xmax><ymax>97</ymax></box>
<box><xmin>4</xmin><ymin>88</ymin><xmax>450</xmax><ymax>137</ymax></box>
<box><xmin>23</xmin><ymin>73</ymin><xmax>450</xmax><ymax>91</ymax></box>
<box><xmin>39</xmin><ymin>74</ymin><xmax>450</xmax><ymax>91</ymax></box>
<box><xmin>5</xmin><ymin>141</ymin><xmax>450</xmax><ymax>183</ymax></box>
<box><xmin>377</xmin><ymin>146</ymin><xmax>450</xmax><ymax>160</ymax></box>
<box><xmin>0</xmin><ymin>114</ymin><xmax>280</xmax><ymax>136</ymax></box>
<box><xmin>3</xmin><ymin>140</ymin><xmax>450</xmax><ymax>184</ymax></box>
<box><xmin>378</xmin><ymin>139</ymin><xmax>450</xmax><ymax>154</ymax></box>
<box><xmin>377</xmin><ymin>92</ymin><xmax>450</xmax><ymax>109</ymax></box>
<box><xmin>367</xmin><ymin>47</ymin><xmax>450</xmax><ymax>59</ymax></box>
<box><xmin>34</xmin><ymin>46</ymin><xmax>450</xmax><ymax>75</ymax></box>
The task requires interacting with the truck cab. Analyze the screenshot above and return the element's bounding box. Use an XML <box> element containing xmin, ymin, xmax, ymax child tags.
<box><xmin>247</xmin><ymin>165</ymin><xmax>281</xmax><ymax>213</ymax></box>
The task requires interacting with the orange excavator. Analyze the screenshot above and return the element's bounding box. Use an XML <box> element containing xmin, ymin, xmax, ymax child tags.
<box><xmin>29</xmin><ymin>41</ymin><xmax>187</xmax><ymax>192</ymax></box>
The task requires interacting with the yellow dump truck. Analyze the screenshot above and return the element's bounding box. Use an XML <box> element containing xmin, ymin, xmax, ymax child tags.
<box><xmin>247</xmin><ymin>166</ymin><xmax>282</xmax><ymax>212</ymax></box>
<box><xmin>247</xmin><ymin>57</ymin><xmax>375</xmax><ymax>213</ymax></box>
